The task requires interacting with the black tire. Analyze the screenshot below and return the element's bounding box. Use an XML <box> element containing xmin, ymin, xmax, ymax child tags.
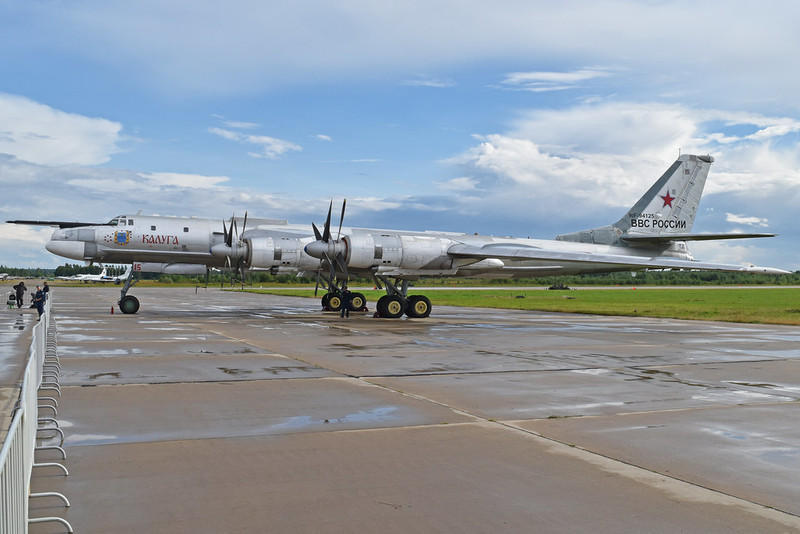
<box><xmin>377</xmin><ymin>295</ymin><xmax>405</xmax><ymax>319</ymax></box>
<box><xmin>327</xmin><ymin>294</ymin><xmax>343</xmax><ymax>311</ymax></box>
<box><xmin>321</xmin><ymin>293</ymin><xmax>331</xmax><ymax>309</ymax></box>
<box><xmin>350</xmin><ymin>292</ymin><xmax>367</xmax><ymax>311</ymax></box>
<box><xmin>119</xmin><ymin>295</ymin><xmax>140</xmax><ymax>314</ymax></box>
<box><xmin>406</xmin><ymin>295</ymin><xmax>432</xmax><ymax>318</ymax></box>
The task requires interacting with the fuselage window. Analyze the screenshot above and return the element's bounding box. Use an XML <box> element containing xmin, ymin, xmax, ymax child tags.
<box><xmin>183</xmin><ymin>227</ymin><xmax>189</xmax><ymax>233</ymax></box>
<box><xmin>128</xmin><ymin>219</ymin><xmax>134</xmax><ymax>226</ymax></box>
<box><xmin>151</xmin><ymin>225</ymin><xmax>156</xmax><ymax>231</ymax></box>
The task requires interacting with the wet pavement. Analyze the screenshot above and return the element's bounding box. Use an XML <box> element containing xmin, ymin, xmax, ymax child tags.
<box><xmin>0</xmin><ymin>286</ymin><xmax>37</xmax><ymax>444</ymax></box>
<box><xmin>27</xmin><ymin>286</ymin><xmax>800</xmax><ymax>533</ymax></box>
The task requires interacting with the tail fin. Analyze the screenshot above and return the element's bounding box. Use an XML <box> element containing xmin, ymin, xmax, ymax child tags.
<box><xmin>556</xmin><ymin>154</ymin><xmax>714</xmax><ymax>246</ymax></box>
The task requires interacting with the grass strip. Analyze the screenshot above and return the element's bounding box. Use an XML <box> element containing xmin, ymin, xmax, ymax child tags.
<box><xmin>248</xmin><ymin>287</ymin><xmax>800</xmax><ymax>325</ymax></box>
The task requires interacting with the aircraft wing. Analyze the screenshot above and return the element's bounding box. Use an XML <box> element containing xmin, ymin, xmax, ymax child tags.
<box><xmin>447</xmin><ymin>243</ymin><xmax>790</xmax><ymax>274</ymax></box>
<box><xmin>621</xmin><ymin>233</ymin><xmax>777</xmax><ymax>245</ymax></box>
<box><xmin>6</xmin><ymin>219</ymin><xmax>103</xmax><ymax>228</ymax></box>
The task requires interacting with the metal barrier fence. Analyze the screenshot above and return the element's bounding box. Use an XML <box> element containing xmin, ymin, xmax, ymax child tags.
<box><xmin>0</xmin><ymin>294</ymin><xmax>72</xmax><ymax>533</ymax></box>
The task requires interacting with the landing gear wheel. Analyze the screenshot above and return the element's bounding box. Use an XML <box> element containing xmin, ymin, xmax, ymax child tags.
<box><xmin>321</xmin><ymin>293</ymin><xmax>331</xmax><ymax>309</ymax></box>
<box><xmin>377</xmin><ymin>295</ymin><xmax>406</xmax><ymax>319</ymax></box>
<box><xmin>327</xmin><ymin>294</ymin><xmax>343</xmax><ymax>311</ymax></box>
<box><xmin>119</xmin><ymin>295</ymin><xmax>140</xmax><ymax>314</ymax></box>
<box><xmin>350</xmin><ymin>292</ymin><xmax>367</xmax><ymax>311</ymax></box>
<box><xmin>406</xmin><ymin>295</ymin><xmax>432</xmax><ymax>318</ymax></box>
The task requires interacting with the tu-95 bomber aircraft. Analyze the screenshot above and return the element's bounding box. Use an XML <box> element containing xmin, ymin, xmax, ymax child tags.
<box><xmin>9</xmin><ymin>154</ymin><xmax>788</xmax><ymax>317</ymax></box>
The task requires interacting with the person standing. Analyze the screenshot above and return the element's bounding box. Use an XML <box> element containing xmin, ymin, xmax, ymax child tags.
<box><xmin>33</xmin><ymin>285</ymin><xmax>45</xmax><ymax>320</ymax></box>
<box><xmin>13</xmin><ymin>281</ymin><xmax>26</xmax><ymax>308</ymax></box>
<box><xmin>340</xmin><ymin>288</ymin><xmax>352</xmax><ymax>318</ymax></box>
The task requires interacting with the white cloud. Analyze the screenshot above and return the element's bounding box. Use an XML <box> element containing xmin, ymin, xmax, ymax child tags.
<box><xmin>140</xmin><ymin>172</ymin><xmax>230</xmax><ymax>188</ymax></box>
<box><xmin>208</xmin><ymin>127</ymin><xmax>301</xmax><ymax>159</ymax></box>
<box><xmin>401</xmin><ymin>75</ymin><xmax>456</xmax><ymax>88</ymax></box>
<box><xmin>436</xmin><ymin>177</ymin><xmax>479</xmax><ymax>191</ymax></box>
<box><xmin>223</xmin><ymin>120</ymin><xmax>260</xmax><ymax>130</ymax></box>
<box><xmin>725</xmin><ymin>213</ymin><xmax>769</xmax><ymax>227</ymax></box>
<box><xmin>452</xmin><ymin>102</ymin><xmax>800</xmax><ymax>211</ymax></box>
<box><xmin>0</xmin><ymin>93</ymin><xmax>122</xmax><ymax>165</ymax></box>
<box><xmin>313</xmin><ymin>134</ymin><xmax>333</xmax><ymax>142</ymax></box>
<box><xmin>501</xmin><ymin>68</ymin><xmax>613</xmax><ymax>92</ymax></box>
<box><xmin>21</xmin><ymin>0</ymin><xmax>797</xmax><ymax>105</ymax></box>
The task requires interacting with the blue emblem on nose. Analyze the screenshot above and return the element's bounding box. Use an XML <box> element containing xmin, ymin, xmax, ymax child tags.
<box><xmin>114</xmin><ymin>230</ymin><xmax>131</xmax><ymax>245</ymax></box>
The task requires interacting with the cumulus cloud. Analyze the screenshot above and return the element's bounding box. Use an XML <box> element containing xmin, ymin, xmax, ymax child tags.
<box><xmin>0</xmin><ymin>93</ymin><xmax>123</xmax><ymax>165</ymax></box>
<box><xmin>208</xmin><ymin>127</ymin><xmax>301</xmax><ymax>159</ymax></box>
<box><xmin>452</xmin><ymin>101</ymin><xmax>800</xmax><ymax>210</ymax></box>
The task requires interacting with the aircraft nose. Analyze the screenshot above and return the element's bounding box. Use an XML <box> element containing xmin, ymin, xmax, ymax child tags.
<box><xmin>45</xmin><ymin>239</ymin><xmax>87</xmax><ymax>260</ymax></box>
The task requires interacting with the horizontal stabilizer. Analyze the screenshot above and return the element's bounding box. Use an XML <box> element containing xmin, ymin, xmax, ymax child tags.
<box><xmin>621</xmin><ymin>233</ymin><xmax>777</xmax><ymax>244</ymax></box>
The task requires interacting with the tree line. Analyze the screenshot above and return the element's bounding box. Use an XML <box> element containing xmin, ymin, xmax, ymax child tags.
<box><xmin>3</xmin><ymin>264</ymin><xmax>798</xmax><ymax>286</ymax></box>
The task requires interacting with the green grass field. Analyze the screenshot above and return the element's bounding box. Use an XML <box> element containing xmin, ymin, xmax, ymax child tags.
<box><xmin>249</xmin><ymin>287</ymin><xmax>800</xmax><ymax>325</ymax></box>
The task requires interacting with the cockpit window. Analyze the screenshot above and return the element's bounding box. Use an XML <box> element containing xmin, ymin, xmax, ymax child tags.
<box><xmin>108</xmin><ymin>217</ymin><xmax>120</xmax><ymax>226</ymax></box>
<box><xmin>128</xmin><ymin>219</ymin><xmax>134</xmax><ymax>225</ymax></box>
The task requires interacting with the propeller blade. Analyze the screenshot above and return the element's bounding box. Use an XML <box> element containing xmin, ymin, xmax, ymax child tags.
<box><xmin>336</xmin><ymin>250</ymin><xmax>349</xmax><ymax>282</ymax></box>
<box><xmin>337</xmin><ymin>199</ymin><xmax>346</xmax><ymax>240</ymax></box>
<box><xmin>226</xmin><ymin>214</ymin><xmax>237</xmax><ymax>247</ymax></box>
<box><xmin>222</xmin><ymin>219</ymin><xmax>230</xmax><ymax>247</ymax></box>
<box><xmin>322</xmin><ymin>201</ymin><xmax>332</xmax><ymax>243</ymax></box>
<box><xmin>241</xmin><ymin>212</ymin><xmax>248</xmax><ymax>238</ymax></box>
<box><xmin>314</xmin><ymin>259</ymin><xmax>322</xmax><ymax>296</ymax></box>
<box><xmin>312</xmin><ymin>222</ymin><xmax>322</xmax><ymax>242</ymax></box>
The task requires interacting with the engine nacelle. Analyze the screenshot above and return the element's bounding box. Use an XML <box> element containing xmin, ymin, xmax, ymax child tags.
<box><xmin>248</xmin><ymin>236</ymin><xmax>310</xmax><ymax>270</ymax></box>
<box><xmin>343</xmin><ymin>234</ymin><xmax>454</xmax><ymax>271</ymax></box>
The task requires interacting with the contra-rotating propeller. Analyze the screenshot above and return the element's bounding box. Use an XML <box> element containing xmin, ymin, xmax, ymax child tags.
<box><xmin>210</xmin><ymin>212</ymin><xmax>250</xmax><ymax>288</ymax></box>
<box><xmin>306</xmin><ymin>200</ymin><xmax>349</xmax><ymax>295</ymax></box>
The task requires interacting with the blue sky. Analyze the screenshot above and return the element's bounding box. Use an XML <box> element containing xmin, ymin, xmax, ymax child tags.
<box><xmin>1</xmin><ymin>0</ymin><xmax>799</xmax><ymax>271</ymax></box>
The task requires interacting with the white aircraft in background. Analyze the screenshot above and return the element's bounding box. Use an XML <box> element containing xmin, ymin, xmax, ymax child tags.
<box><xmin>57</xmin><ymin>265</ymin><xmax>132</xmax><ymax>284</ymax></box>
<box><xmin>9</xmin><ymin>154</ymin><xmax>788</xmax><ymax>316</ymax></box>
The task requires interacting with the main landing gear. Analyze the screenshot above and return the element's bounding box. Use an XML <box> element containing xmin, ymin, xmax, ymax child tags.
<box><xmin>318</xmin><ymin>277</ymin><xmax>431</xmax><ymax>319</ymax></box>
<box><xmin>373</xmin><ymin>277</ymin><xmax>432</xmax><ymax>319</ymax></box>
<box><xmin>118</xmin><ymin>266</ymin><xmax>139</xmax><ymax>314</ymax></box>
<box><xmin>321</xmin><ymin>290</ymin><xmax>368</xmax><ymax>312</ymax></box>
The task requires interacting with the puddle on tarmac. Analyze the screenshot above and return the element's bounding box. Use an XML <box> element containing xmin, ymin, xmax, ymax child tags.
<box><xmin>269</xmin><ymin>406</ymin><xmax>399</xmax><ymax>431</ymax></box>
<box><xmin>88</xmin><ymin>372</ymin><xmax>122</xmax><ymax>380</ymax></box>
<box><xmin>67</xmin><ymin>433</ymin><xmax>120</xmax><ymax>446</ymax></box>
<box><xmin>758</xmin><ymin>447</ymin><xmax>800</xmax><ymax>467</ymax></box>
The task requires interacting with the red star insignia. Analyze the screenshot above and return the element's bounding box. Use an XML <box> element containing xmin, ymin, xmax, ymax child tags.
<box><xmin>660</xmin><ymin>191</ymin><xmax>675</xmax><ymax>208</ymax></box>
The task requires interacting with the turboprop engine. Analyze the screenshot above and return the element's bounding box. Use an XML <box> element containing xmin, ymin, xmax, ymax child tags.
<box><xmin>211</xmin><ymin>236</ymin><xmax>308</xmax><ymax>271</ymax></box>
<box><xmin>341</xmin><ymin>233</ymin><xmax>455</xmax><ymax>271</ymax></box>
<box><xmin>247</xmin><ymin>236</ymin><xmax>307</xmax><ymax>270</ymax></box>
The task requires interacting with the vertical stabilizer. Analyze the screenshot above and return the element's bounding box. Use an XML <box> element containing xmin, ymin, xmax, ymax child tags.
<box><xmin>616</xmin><ymin>154</ymin><xmax>713</xmax><ymax>236</ymax></box>
<box><xmin>556</xmin><ymin>154</ymin><xmax>714</xmax><ymax>245</ymax></box>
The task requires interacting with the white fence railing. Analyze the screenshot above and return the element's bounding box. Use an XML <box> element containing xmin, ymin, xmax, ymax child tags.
<box><xmin>0</xmin><ymin>295</ymin><xmax>72</xmax><ymax>532</ymax></box>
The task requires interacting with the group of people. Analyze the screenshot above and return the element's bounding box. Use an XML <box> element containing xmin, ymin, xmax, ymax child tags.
<box><xmin>10</xmin><ymin>281</ymin><xmax>49</xmax><ymax>319</ymax></box>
